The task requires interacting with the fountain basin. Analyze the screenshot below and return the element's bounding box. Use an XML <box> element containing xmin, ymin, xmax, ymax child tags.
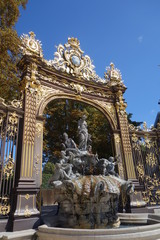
<box><xmin>37</xmin><ymin>213</ymin><xmax>160</xmax><ymax>240</ymax></box>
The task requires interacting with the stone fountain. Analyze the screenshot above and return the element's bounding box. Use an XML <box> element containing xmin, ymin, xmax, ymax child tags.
<box><xmin>37</xmin><ymin>115</ymin><xmax>160</xmax><ymax>240</ymax></box>
<box><xmin>48</xmin><ymin>115</ymin><xmax>134</xmax><ymax>229</ymax></box>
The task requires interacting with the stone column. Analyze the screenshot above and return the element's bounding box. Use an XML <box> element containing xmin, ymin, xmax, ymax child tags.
<box><xmin>9</xmin><ymin>63</ymin><xmax>41</xmax><ymax>231</ymax></box>
<box><xmin>115</xmin><ymin>91</ymin><xmax>146</xmax><ymax>210</ymax></box>
<box><xmin>33</xmin><ymin>120</ymin><xmax>43</xmax><ymax>188</ymax></box>
<box><xmin>33</xmin><ymin>119</ymin><xmax>43</xmax><ymax>212</ymax></box>
<box><xmin>113</xmin><ymin>133</ymin><xmax>125</xmax><ymax>179</ymax></box>
<box><xmin>115</xmin><ymin>91</ymin><xmax>137</xmax><ymax>181</ymax></box>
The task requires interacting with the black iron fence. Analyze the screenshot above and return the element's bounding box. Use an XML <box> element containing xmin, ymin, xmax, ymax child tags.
<box><xmin>0</xmin><ymin>99</ymin><xmax>23</xmax><ymax>217</ymax></box>
<box><xmin>129</xmin><ymin>123</ymin><xmax>160</xmax><ymax>206</ymax></box>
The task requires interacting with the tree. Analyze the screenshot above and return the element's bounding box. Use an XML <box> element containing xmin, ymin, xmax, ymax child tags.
<box><xmin>0</xmin><ymin>0</ymin><xmax>28</xmax><ymax>101</ymax></box>
<box><xmin>43</xmin><ymin>99</ymin><xmax>113</xmax><ymax>164</ymax></box>
<box><xmin>43</xmin><ymin>162</ymin><xmax>55</xmax><ymax>175</ymax></box>
<box><xmin>127</xmin><ymin>113</ymin><xmax>142</xmax><ymax>127</ymax></box>
<box><xmin>42</xmin><ymin>162</ymin><xmax>55</xmax><ymax>189</ymax></box>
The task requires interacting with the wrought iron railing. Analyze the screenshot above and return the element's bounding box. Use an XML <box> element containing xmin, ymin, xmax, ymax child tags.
<box><xmin>0</xmin><ymin>111</ymin><xmax>20</xmax><ymax>216</ymax></box>
<box><xmin>129</xmin><ymin>124</ymin><xmax>160</xmax><ymax>206</ymax></box>
<box><xmin>0</xmin><ymin>97</ymin><xmax>23</xmax><ymax>217</ymax></box>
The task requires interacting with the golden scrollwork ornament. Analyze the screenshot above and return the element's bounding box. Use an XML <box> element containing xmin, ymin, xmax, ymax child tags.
<box><xmin>0</xmin><ymin>197</ymin><xmax>10</xmax><ymax>215</ymax></box>
<box><xmin>35</xmin><ymin>122</ymin><xmax>43</xmax><ymax>138</ymax></box>
<box><xmin>116</xmin><ymin>90</ymin><xmax>127</xmax><ymax>115</ymax></box>
<box><xmin>114</xmin><ymin>134</ymin><xmax>121</xmax><ymax>144</ymax></box>
<box><xmin>3</xmin><ymin>155</ymin><xmax>14</xmax><ymax>179</ymax></box>
<box><xmin>0</xmin><ymin>115</ymin><xmax>4</xmax><ymax>126</ymax></box>
<box><xmin>24</xmin><ymin>205</ymin><xmax>32</xmax><ymax>218</ymax></box>
<box><xmin>8</xmin><ymin>112</ymin><xmax>18</xmax><ymax>125</ymax></box>
<box><xmin>136</xmin><ymin>162</ymin><xmax>144</xmax><ymax>180</ymax></box>
<box><xmin>146</xmin><ymin>153</ymin><xmax>157</xmax><ymax>168</ymax></box>
<box><xmin>0</xmin><ymin>204</ymin><xmax>10</xmax><ymax>215</ymax></box>
<box><xmin>131</xmin><ymin>133</ymin><xmax>141</xmax><ymax>151</ymax></box>
<box><xmin>70</xmin><ymin>83</ymin><xmax>86</xmax><ymax>95</ymax></box>
<box><xmin>105</xmin><ymin>62</ymin><xmax>125</xmax><ymax>87</ymax></box>
<box><xmin>46</xmin><ymin>37</ymin><xmax>105</xmax><ymax>82</ymax></box>
<box><xmin>23</xmin><ymin>63</ymin><xmax>41</xmax><ymax>95</ymax></box>
<box><xmin>25</xmin><ymin>194</ymin><xmax>30</xmax><ymax>200</ymax></box>
<box><xmin>10</xmin><ymin>99</ymin><xmax>23</xmax><ymax>109</ymax></box>
<box><xmin>20</xmin><ymin>32</ymin><xmax>43</xmax><ymax>57</ymax></box>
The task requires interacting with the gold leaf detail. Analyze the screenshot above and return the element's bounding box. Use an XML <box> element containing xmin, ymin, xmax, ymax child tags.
<box><xmin>24</xmin><ymin>205</ymin><xmax>31</xmax><ymax>217</ymax></box>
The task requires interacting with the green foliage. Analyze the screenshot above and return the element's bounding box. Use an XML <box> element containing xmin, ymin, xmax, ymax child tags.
<box><xmin>43</xmin><ymin>99</ymin><xmax>113</xmax><ymax>163</ymax></box>
<box><xmin>127</xmin><ymin>113</ymin><xmax>142</xmax><ymax>127</ymax></box>
<box><xmin>43</xmin><ymin>162</ymin><xmax>55</xmax><ymax>174</ymax></box>
<box><xmin>41</xmin><ymin>173</ymin><xmax>52</xmax><ymax>189</ymax></box>
<box><xmin>42</xmin><ymin>162</ymin><xmax>55</xmax><ymax>189</ymax></box>
<box><xmin>0</xmin><ymin>0</ymin><xmax>28</xmax><ymax>101</ymax></box>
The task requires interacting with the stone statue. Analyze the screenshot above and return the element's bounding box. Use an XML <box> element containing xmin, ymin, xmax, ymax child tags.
<box><xmin>59</xmin><ymin>150</ymin><xmax>70</xmax><ymax>164</ymax></box>
<box><xmin>62</xmin><ymin>132</ymin><xmax>77</xmax><ymax>150</ymax></box>
<box><xmin>78</xmin><ymin>115</ymin><xmax>91</xmax><ymax>150</ymax></box>
<box><xmin>95</xmin><ymin>155</ymin><xmax>120</xmax><ymax>176</ymax></box>
<box><xmin>107</xmin><ymin>156</ymin><xmax>120</xmax><ymax>176</ymax></box>
<box><xmin>49</xmin><ymin>116</ymin><xmax>134</xmax><ymax>229</ymax></box>
<box><xmin>49</xmin><ymin>162</ymin><xmax>74</xmax><ymax>182</ymax></box>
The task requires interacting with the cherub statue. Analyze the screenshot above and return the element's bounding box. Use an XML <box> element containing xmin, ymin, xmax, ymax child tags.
<box><xmin>107</xmin><ymin>156</ymin><xmax>120</xmax><ymax>176</ymax></box>
<box><xmin>96</xmin><ymin>155</ymin><xmax>120</xmax><ymax>176</ymax></box>
<box><xmin>49</xmin><ymin>162</ymin><xmax>75</xmax><ymax>185</ymax></box>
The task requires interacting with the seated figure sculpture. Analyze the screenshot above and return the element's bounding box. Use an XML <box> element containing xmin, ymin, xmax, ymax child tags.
<box><xmin>62</xmin><ymin>132</ymin><xmax>77</xmax><ymax>151</ymax></box>
<box><xmin>49</xmin><ymin>162</ymin><xmax>73</xmax><ymax>182</ymax></box>
<box><xmin>49</xmin><ymin>115</ymin><xmax>134</xmax><ymax>229</ymax></box>
<box><xmin>108</xmin><ymin>156</ymin><xmax>120</xmax><ymax>176</ymax></box>
<box><xmin>97</xmin><ymin>155</ymin><xmax>120</xmax><ymax>176</ymax></box>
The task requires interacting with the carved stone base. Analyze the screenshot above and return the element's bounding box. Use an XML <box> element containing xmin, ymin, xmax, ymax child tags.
<box><xmin>126</xmin><ymin>178</ymin><xmax>146</xmax><ymax>211</ymax></box>
<box><xmin>130</xmin><ymin>191</ymin><xmax>146</xmax><ymax>211</ymax></box>
<box><xmin>7</xmin><ymin>179</ymin><xmax>40</xmax><ymax>231</ymax></box>
<box><xmin>12</xmin><ymin>216</ymin><xmax>40</xmax><ymax>231</ymax></box>
<box><xmin>0</xmin><ymin>219</ymin><xmax>8</xmax><ymax>232</ymax></box>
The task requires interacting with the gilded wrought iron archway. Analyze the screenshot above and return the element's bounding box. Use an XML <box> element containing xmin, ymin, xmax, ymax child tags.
<box><xmin>40</xmin><ymin>95</ymin><xmax>116</xmax><ymax>186</ymax></box>
<box><xmin>33</xmin><ymin>78</ymin><xmax>122</xmax><ymax>194</ymax></box>
<box><xmin>0</xmin><ymin>32</ymin><xmax>151</xmax><ymax>231</ymax></box>
<box><xmin>16</xmin><ymin>32</ymin><xmax>141</xmax><ymax>230</ymax></box>
<box><xmin>37</xmin><ymin>93</ymin><xmax>117</xmax><ymax>130</ymax></box>
<box><xmin>36</xmin><ymin>93</ymin><xmax>117</xmax><ymax>189</ymax></box>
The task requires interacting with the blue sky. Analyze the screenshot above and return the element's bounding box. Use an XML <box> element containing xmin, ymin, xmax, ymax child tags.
<box><xmin>16</xmin><ymin>0</ymin><xmax>160</xmax><ymax>127</ymax></box>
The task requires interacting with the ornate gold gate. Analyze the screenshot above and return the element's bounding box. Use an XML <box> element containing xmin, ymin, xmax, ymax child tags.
<box><xmin>0</xmin><ymin>31</ymin><xmax>159</xmax><ymax>231</ymax></box>
<box><xmin>0</xmin><ymin>99</ymin><xmax>23</xmax><ymax>218</ymax></box>
<box><xmin>129</xmin><ymin>123</ymin><xmax>160</xmax><ymax>206</ymax></box>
